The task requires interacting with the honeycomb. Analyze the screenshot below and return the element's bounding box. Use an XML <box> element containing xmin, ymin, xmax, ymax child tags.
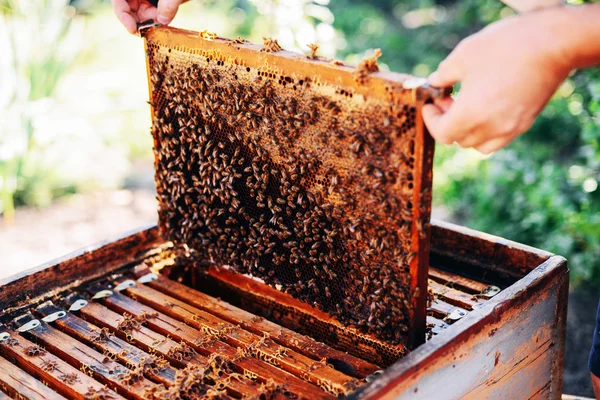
<box><xmin>143</xmin><ymin>26</ymin><xmax>435</xmax><ymax>347</ymax></box>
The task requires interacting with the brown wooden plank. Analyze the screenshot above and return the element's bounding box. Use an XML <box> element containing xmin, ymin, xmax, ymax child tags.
<box><xmin>0</xmin><ymin>225</ymin><xmax>163</xmax><ymax>312</ymax></box>
<box><xmin>430</xmin><ymin>219</ymin><xmax>552</xmax><ymax>279</ymax></box>
<box><xmin>427</xmin><ymin>299</ymin><xmax>468</xmax><ymax>322</ymax></box>
<box><xmin>76</xmin><ymin>301</ymin><xmax>261</xmax><ymax>398</ymax></box>
<box><xmin>0</xmin><ymin>327</ymin><xmax>123</xmax><ymax>400</ymax></box>
<box><xmin>428</xmin><ymin>279</ymin><xmax>480</xmax><ymax>310</ymax></box>
<box><xmin>425</xmin><ymin>316</ymin><xmax>448</xmax><ymax>336</ymax></box>
<box><xmin>357</xmin><ymin>255</ymin><xmax>567</xmax><ymax>400</ymax></box>
<box><xmin>124</xmin><ymin>283</ymin><xmax>358</xmax><ymax>396</ymax></box>
<box><xmin>462</xmin><ymin>342</ymin><xmax>552</xmax><ymax>400</ymax></box>
<box><xmin>78</xmin><ymin>302</ymin><xmax>187</xmax><ymax>365</ymax></box>
<box><xmin>17</xmin><ymin>319</ymin><xmax>155</xmax><ymax>400</ymax></box>
<box><xmin>44</xmin><ymin>312</ymin><xmax>176</xmax><ymax>387</ymax></box>
<box><xmin>0</xmin><ymin>354</ymin><xmax>66</xmax><ymax>400</ymax></box>
<box><xmin>102</xmin><ymin>291</ymin><xmax>332</xmax><ymax>399</ymax></box>
<box><xmin>200</xmin><ymin>265</ymin><xmax>406</xmax><ymax>367</ymax></box>
<box><xmin>529</xmin><ymin>383</ymin><xmax>551</xmax><ymax>400</ymax></box>
<box><xmin>429</xmin><ymin>267</ymin><xmax>494</xmax><ymax>295</ymax></box>
<box><xmin>147</xmin><ymin>275</ymin><xmax>379</xmax><ymax>378</ymax></box>
<box><xmin>427</xmin><ymin>298</ymin><xmax>454</xmax><ymax>316</ymax></box>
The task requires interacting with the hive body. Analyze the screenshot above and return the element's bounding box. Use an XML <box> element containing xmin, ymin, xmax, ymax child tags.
<box><xmin>143</xmin><ymin>26</ymin><xmax>434</xmax><ymax>347</ymax></box>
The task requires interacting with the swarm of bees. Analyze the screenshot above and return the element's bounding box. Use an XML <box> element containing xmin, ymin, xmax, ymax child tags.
<box><xmin>146</xmin><ymin>33</ymin><xmax>424</xmax><ymax>345</ymax></box>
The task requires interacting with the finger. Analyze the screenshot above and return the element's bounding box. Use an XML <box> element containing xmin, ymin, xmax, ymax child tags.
<box><xmin>138</xmin><ymin>1</ymin><xmax>158</xmax><ymax>21</ymax></box>
<box><xmin>157</xmin><ymin>0</ymin><xmax>184</xmax><ymax>24</ymax></box>
<box><xmin>428</xmin><ymin>56</ymin><xmax>462</xmax><ymax>88</ymax></box>
<box><xmin>112</xmin><ymin>0</ymin><xmax>138</xmax><ymax>33</ymax></box>
<box><xmin>433</xmin><ymin>96</ymin><xmax>453</xmax><ymax>113</ymax></box>
<box><xmin>422</xmin><ymin>104</ymin><xmax>450</xmax><ymax>143</ymax></box>
<box><xmin>423</xmin><ymin>101</ymin><xmax>472</xmax><ymax>145</ymax></box>
<box><xmin>129</xmin><ymin>0</ymin><xmax>140</xmax><ymax>13</ymax></box>
<box><xmin>457</xmin><ymin>133</ymin><xmax>490</xmax><ymax>149</ymax></box>
<box><xmin>475</xmin><ymin>137</ymin><xmax>512</xmax><ymax>155</ymax></box>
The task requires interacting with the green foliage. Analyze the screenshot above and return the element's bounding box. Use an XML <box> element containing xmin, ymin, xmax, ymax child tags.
<box><xmin>438</xmin><ymin>69</ymin><xmax>600</xmax><ymax>285</ymax></box>
<box><xmin>330</xmin><ymin>0</ymin><xmax>600</xmax><ymax>285</ymax></box>
<box><xmin>0</xmin><ymin>0</ymin><xmax>79</xmax><ymax>219</ymax></box>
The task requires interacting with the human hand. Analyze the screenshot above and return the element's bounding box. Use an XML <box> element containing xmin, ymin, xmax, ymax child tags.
<box><xmin>422</xmin><ymin>9</ymin><xmax>572</xmax><ymax>154</ymax></box>
<box><xmin>112</xmin><ymin>0</ymin><xmax>186</xmax><ymax>34</ymax></box>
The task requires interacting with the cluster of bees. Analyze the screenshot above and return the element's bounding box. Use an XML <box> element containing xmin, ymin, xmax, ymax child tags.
<box><xmin>145</xmin><ymin>363</ymin><xmax>228</xmax><ymax>400</ymax></box>
<box><xmin>148</xmin><ymin>39</ymin><xmax>421</xmax><ymax>345</ymax></box>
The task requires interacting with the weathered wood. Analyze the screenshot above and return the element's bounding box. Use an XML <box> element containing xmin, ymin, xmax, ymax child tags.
<box><xmin>78</xmin><ymin>302</ymin><xmax>188</xmax><ymax>365</ymax></box>
<box><xmin>146</xmin><ymin>274</ymin><xmax>379</xmax><ymax>378</ymax></box>
<box><xmin>42</xmin><ymin>311</ymin><xmax>177</xmax><ymax>387</ymax></box>
<box><xmin>428</xmin><ymin>280</ymin><xmax>480</xmax><ymax>311</ymax></box>
<box><xmin>102</xmin><ymin>291</ymin><xmax>331</xmax><ymax>399</ymax></box>
<box><xmin>425</xmin><ymin>316</ymin><xmax>448</xmax><ymax>335</ymax></box>
<box><xmin>429</xmin><ymin>267</ymin><xmax>491</xmax><ymax>294</ymax></box>
<box><xmin>461</xmin><ymin>342</ymin><xmax>552</xmax><ymax>400</ymax></box>
<box><xmin>551</xmin><ymin>270</ymin><xmax>569</xmax><ymax>397</ymax></box>
<box><xmin>0</xmin><ymin>225</ymin><xmax>163</xmax><ymax>312</ymax></box>
<box><xmin>429</xmin><ymin>220</ymin><xmax>553</xmax><ymax>283</ymax></box>
<box><xmin>199</xmin><ymin>265</ymin><xmax>406</xmax><ymax>367</ymax></box>
<box><xmin>0</xmin><ymin>354</ymin><xmax>66</xmax><ymax>400</ymax></box>
<box><xmin>75</xmin><ymin>301</ymin><xmax>262</xmax><ymax>397</ymax></box>
<box><xmin>0</xmin><ymin>220</ymin><xmax>569</xmax><ymax>400</ymax></box>
<box><xmin>18</xmin><ymin>319</ymin><xmax>155</xmax><ymax>400</ymax></box>
<box><xmin>355</xmin><ymin>255</ymin><xmax>568</xmax><ymax>400</ymax></box>
<box><xmin>0</xmin><ymin>327</ymin><xmax>123</xmax><ymax>400</ymax></box>
<box><xmin>428</xmin><ymin>299</ymin><xmax>465</xmax><ymax>318</ymax></box>
<box><xmin>124</xmin><ymin>283</ymin><xmax>358</xmax><ymax>396</ymax></box>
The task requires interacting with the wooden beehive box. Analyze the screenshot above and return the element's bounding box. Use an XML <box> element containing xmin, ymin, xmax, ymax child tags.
<box><xmin>0</xmin><ymin>220</ymin><xmax>568</xmax><ymax>399</ymax></box>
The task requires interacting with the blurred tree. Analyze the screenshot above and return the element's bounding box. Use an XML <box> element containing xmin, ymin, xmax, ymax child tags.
<box><xmin>0</xmin><ymin>0</ymin><xmax>80</xmax><ymax>221</ymax></box>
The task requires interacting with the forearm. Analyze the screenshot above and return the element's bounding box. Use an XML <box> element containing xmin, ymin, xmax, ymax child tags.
<box><xmin>546</xmin><ymin>3</ymin><xmax>600</xmax><ymax>70</ymax></box>
<box><xmin>592</xmin><ymin>372</ymin><xmax>600</xmax><ymax>399</ymax></box>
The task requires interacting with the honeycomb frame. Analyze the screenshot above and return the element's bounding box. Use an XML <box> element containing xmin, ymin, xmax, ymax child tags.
<box><xmin>142</xmin><ymin>26</ymin><xmax>435</xmax><ymax>349</ymax></box>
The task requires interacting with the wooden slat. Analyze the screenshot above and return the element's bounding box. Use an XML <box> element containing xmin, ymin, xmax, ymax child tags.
<box><xmin>0</xmin><ymin>225</ymin><xmax>162</xmax><ymax>311</ymax></box>
<box><xmin>124</xmin><ymin>283</ymin><xmax>358</xmax><ymax>396</ymax></box>
<box><xmin>428</xmin><ymin>279</ymin><xmax>480</xmax><ymax>310</ymax></box>
<box><xmin>0</xmin><ymin>354</ymin><xmax>66</xmax><ymax>400</ymax></box>
<box><xmin>425</xmin><ymin>316</ymin><xmax>448</xmax><ymax>336</ymax></box>
<box><xmin>427</xmin><ymin>299</ymin><xmax>468</xmax><ymax>321</ymax></box>
<box><xmin>21</xmin><ymin>320</ymin><xmax>155</xmax><ymax>400</ymax></box>
<box><xmin>428</xmin><ymin>298</ymin><xmax>454</xmax><ymax>316</ymax></box>
<box><xmin>76</xmin><ymin>302</ymin><xmax>261</xmax><ymax>398</ymax></box>
<box><xmin>148</xmin><ymin>275</ymin><xmax>379</xmax><ymax>378</ymax></box>
<box><xmin>79</xmin><ymin>302</ymin><xmax>188</xmax><ymax>365</ymax></box>
<box><xmin>102</xmin><ymin>292</ymin><xmax>332</xmax><ymax>399</ymax></box>
<box><xmin>49</xmin><ymin>312</ymin><xmax>176</xmax><ymax>387</ymax></box>
<box><xmin>429</xmin><ymin>267</ymin><xmax>492</xmax><ymax>295</ymax></box>
<box><xmin>0</xmin><ymin>327</ymin><xmax>123</xmax><ymax>400</ymax></box>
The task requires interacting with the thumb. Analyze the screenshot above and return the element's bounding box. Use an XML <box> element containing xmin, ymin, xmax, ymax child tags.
<box><xmin>157</xmin><ymin>0</ymin><xmax>183</xmax><ymax>24</ymax></box>
<box><xmin>428</xmin><ymin>56</ymin><xmax>462</xmax><ymax>88</ymax></box>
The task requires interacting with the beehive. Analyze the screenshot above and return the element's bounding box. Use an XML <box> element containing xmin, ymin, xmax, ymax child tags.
<box><xmin>143</xmin><ymin>25</ymin><xmax>446</xmax><ymax>350</ymax></box>
<box><xmin>0</xmin><ymin>221</ymin><xmax>568</xmax><ymax>399</ymax></box>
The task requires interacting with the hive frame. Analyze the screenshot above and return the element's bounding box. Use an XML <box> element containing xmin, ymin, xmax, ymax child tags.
<box><xmin>141</xmin><ymin>25</ymin><xmax>437</xmax><ymax>349</ymax></box>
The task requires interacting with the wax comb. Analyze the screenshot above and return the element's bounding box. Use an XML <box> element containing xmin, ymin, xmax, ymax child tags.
<box><xmin>142</xmin><ymin>25</ymin><xmax>442</xmax><ymax>350</ymax></box>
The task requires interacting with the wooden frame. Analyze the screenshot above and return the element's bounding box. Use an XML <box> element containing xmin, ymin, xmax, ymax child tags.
<box><xmin>142</xmin><ymin>25</ymin><xmax>441</xmax><ymax>347</ymax></box>
<box><xmin>0</xmin><ymin>220</ymin><xmax>568</xmax><ymax>399</ymax></box>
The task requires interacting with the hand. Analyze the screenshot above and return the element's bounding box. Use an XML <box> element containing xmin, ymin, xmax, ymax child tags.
<box><xmin>422</xmin><ymin>9</ymin><xmax>572</xmax><ymax>154</ymax></box>
<box><xmin>112</xmin><ymin>0</ymin><xmax>185</xmax><ymax>34</ymax></box>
